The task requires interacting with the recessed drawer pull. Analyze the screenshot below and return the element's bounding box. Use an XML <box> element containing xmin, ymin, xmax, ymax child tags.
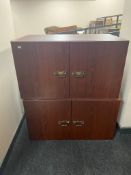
<box><xmin>72</xmin><ymin>71</ymin><xmax>87</xmax><ymax>78</ymax></box>
<box><xmin>58</xmin><ymin>120</ymin><xmax>70</xmax><ymax>127</ymax></box>
<box><xmin>53</xmin><ymin>71</ymin><xmax>67</xmax><ymax>78</ymax></box>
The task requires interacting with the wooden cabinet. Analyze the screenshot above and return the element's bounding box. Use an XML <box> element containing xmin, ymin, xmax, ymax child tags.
<box><xmin>11</xmin><ymin>34</ymin><xmax>129</xmax><ymax>140</ymax></box>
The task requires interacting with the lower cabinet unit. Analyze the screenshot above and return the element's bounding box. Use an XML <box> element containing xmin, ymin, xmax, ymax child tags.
<box><xmin>24</xmin><ymin>99</ymin><xmax>120</xmax><ymax>140</ymax></box>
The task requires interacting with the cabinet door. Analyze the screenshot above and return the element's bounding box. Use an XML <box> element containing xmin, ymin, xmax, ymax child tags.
<box><xmin>11</xmin><ymin>42</ymin><xmax>69</xmax><ymax>99</ymax></box>
<box><xmin>24</xmin><ymin>100</ymin><xmax>71</xmax><ymax>140</ymax></box>
<box><xmin>71</xmin><ymin>99</ymin><xmax>120</xmax><ymax>139</ymax></box>
<box><xmin>70</xmin><ymin>42</ymin><xmax>128</xmax><ymax>98</ymax></box>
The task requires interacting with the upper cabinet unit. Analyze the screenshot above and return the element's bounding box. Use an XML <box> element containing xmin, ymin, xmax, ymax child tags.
<box><xmin>11</xmin><ymin>35</ymin><xmax>128</xmax><ymax>100</ymax></box>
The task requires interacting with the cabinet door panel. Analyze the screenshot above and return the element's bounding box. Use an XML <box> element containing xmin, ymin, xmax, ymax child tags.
<box><xmin>71</xmin><ymin>99</ymin><xmax>120</xmax><ymax>139</ymax></box>
<box><xmin>70</xmin><ymin>42</ymin><xmax>128</xmax><ymax>98</ymax></box>
<box><xmin>24</xmin><ymin>100</ymin><xmax>71</xmax><ymax>140</ymax></box>
<box><xmin>11</xmin><ymin>42</ymin><xmax>69</xmax><ymax>99</ymax></box>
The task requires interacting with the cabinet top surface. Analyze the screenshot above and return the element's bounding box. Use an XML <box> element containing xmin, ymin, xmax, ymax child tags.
<box><xmin>12</xmin><ymin>34</ymin><xmax>128</xmax><ymax>42</ymax></box>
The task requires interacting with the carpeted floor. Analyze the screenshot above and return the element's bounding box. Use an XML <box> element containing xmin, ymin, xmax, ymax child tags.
<box><xmin>1</xmin><ymin>120</ymin><xmax>131</xmax><ymax>175</ymax></box>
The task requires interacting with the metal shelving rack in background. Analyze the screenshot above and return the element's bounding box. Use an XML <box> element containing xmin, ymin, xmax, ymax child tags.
<box><xmin>44</xmin><ymin>14</ymin><xmax>123</xmax><ymax>36</ymax></box>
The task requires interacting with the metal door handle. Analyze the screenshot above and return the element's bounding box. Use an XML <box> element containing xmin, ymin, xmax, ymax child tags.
<box><xmin>73</xmin><ymin>120</ymin><xmax>85</xmax><ymax>126</ymax></box>
<box><xmin>60</xmin><ymin>124</ymin><xmax>68</xmax><ymax>127</ymax></box>
<box><xmin>72</xmin><ymin>71</ymin><xmax>87</xmax><ymax>78</ymax></box>
<box><xmin>58</xmin><ymin>120</ymin><xmax>70</xmax><ymax>127</ymax></box>
<box><xmin>53</xmin><ymin>71</ymin><xmax>67</xmax><ymax>78</ymax></box>
<box><xmin>75</xmin><ymin>125</ymin><xmax>83</xmax><ymax>127</ymax></box>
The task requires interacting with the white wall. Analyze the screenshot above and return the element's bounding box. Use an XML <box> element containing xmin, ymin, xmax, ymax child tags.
<box><xmin>11</xmin><ymin>0</ymin><xmax>125</xmax><ymax>37</ymax></box>
<box><xmin>119</xmin><ymin>0</ymin><xmax>131</xmax><ymax>128</ymax></box>
<box><xmin>0</xmin><ymin>0</ymin><xmax>129</xmax><ymax>166</ymax></box>
<box><xmin>0</xmin><ymin>0</ymin><xmax>23</xmax><ymax>165</ymax></box>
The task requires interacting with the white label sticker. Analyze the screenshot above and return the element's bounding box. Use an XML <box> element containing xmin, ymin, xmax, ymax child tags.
<box><xmin>17</xmin><ymin>46</ymin><xmax>22</xmax><ymax>49</ymax></box>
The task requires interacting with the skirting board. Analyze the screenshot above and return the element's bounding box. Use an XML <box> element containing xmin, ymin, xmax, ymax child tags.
<box><xmin>117</xmin><ymin>123</ymin><xmax>131</xmax><ymax>134</ymax></box>
<box><xmin>0</xmin><ymin>116</ymin><xmax>25</xmax><ymax>174</ymax></box>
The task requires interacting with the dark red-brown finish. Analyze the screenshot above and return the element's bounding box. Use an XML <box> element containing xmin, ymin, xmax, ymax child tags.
<box><xmin>24</xmin><ymin>100</ymin><xmax>71</xmax><ymax>140</ymax></box>
<box><xmin>70</xmin><ymin>42</ymin><xmax>128</xmax><ymax>98</ymax></box>
<box><xmin>11</xmin><ymin>34</ymin><xmax>129</xmax><ymax>140</ymax></box>
<box><xmin>11</xmin><ymin>42</ymin><xmax>69</xmax><ymax>99</ymax></box>
<box><xmin>71</xmin><ymin>99</ymin><xmax>121</xmax><ymax>139</ymax></box>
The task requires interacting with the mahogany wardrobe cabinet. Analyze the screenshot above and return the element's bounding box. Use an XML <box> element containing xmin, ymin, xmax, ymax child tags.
<box><xmin>11</xmin><ymin>34</ymin><xmax>129</xmax><ymax>140</ymax></box>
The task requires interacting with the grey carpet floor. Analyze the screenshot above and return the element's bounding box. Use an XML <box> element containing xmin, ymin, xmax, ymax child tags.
<box><xmin>2</xmin><ymin>120</ymin><xmax>131</xmax><ymax>175</ymax></box>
